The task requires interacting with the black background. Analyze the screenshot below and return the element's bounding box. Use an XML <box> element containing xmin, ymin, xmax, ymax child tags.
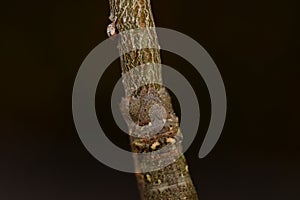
<box><xmin>1</xmin><ymin>0</ymin><xmax>299</xmax><ymax>199</ymax></box>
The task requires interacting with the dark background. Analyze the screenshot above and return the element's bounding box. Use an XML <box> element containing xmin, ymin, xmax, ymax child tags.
<box><xmin>1</xmin><ymin>0</ymin><xmax>299</xmax><ymax>199</ymax></box>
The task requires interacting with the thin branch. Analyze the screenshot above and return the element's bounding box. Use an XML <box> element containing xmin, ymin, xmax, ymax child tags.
<box><xmin>108</xmin><ymin>0</ymin><xmax>199</xmax><ymax>199</ymax></box>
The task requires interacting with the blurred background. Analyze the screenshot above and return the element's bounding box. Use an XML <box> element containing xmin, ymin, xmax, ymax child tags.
<box><xmin>1</xmin><ymin>0</ymin><xmax>299</xmax><ymax>199</ymax></box>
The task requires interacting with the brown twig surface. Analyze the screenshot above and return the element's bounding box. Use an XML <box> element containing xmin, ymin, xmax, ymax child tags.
<box><xmin>108</xmin><ymin>0</ymin><xmax>199</xmax><ymax>199</ymax></box>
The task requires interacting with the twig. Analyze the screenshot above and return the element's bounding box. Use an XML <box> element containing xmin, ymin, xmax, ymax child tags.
<box><xmin>108</xmin><ymin>0</ymin><xmax>199</xmax><ymax>199</ymax></box>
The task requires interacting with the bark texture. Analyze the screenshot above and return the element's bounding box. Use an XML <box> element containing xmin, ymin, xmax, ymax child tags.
<box><xmin>108</xmin><ymin>0</ymin><xmax>199</xmax><ymax>199</ymax></box>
